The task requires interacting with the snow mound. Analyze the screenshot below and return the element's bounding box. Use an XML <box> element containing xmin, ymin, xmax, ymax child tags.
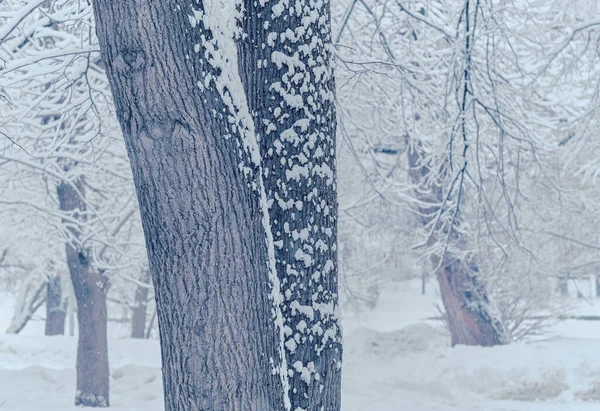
<box><xmin>0</xmin><ymin>334</ymin><xmax>160</xmax><ymax>370</ymax></box>
<box><xmin>345</xmin><ymin>323</ymin><xmax>448</xmax><ymax>358</ymax></box>
<box><xmin>0</xmin><ymin>334</ymin><xmax>162</xmax><ymax>410</ymax></box>
<box><xmin>4</xmin><ymin>321</ymin><xmax>600</xmax><ymax>409</ymax></box>
<box><xmin>490</xmin><ymin>368</ymin><xmax>569</xmax><ymax>401</ymax></box>
<box><xmin>342</xmin><ymin>323</ymin><xmax>600</xmax><ymax>410</ymax></box>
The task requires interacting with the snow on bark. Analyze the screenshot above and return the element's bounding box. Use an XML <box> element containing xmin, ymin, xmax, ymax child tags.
<box><xmin>189</xmin><ymin>0</ymin><xmax>342</xmax><ymax>408</ymax></box>
<box><xmin>407</xmin><ymin>142</ymin><xmax>507</xmax><ymax>346</ymax></box>
<box><xmin>237</xmin><ymin>0</ymin><xmax>343</xmax><ymax>408</ymax></box>
<box><xmin>189</xmin><ymin>2</ymin><xmax>291</xmax><ymax>407</ymax></box>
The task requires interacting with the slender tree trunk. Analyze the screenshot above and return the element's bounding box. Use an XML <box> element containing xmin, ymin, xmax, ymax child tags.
<box><xmin>45</xmin><ymin>275</ymin><xmax>67</xmax><ymax>336</ymax></box>
<box><xmin>130</xmin><ymin>271</ymin><xmax>150</xmax><ymax>339</ymax></box>
<box><xmin>408</xmin><ymin>143</ymin><xmax>506</xmax><ymax>346</ymax></box>
<box><xmin>92</xmin><ymin>0</ymin><xmax>341</xmax><ymax>409</ymax></box>
<box><xmin>57</xmin><ymin>180</ymin><xmax>109</xmax><ymax>407</ymax></box>
<box><xmin>557</xmin><ymin>277</ymin><xmax>569</xmax><ymax>297</ymax></box>
<box><xmin>144</xmin><ymin>306</ymin><xmax>156</xmax><ymax>339</ymax></box>
<box><xmin>68</xmin><ymin>284</ymin><xmax>76</xmax><ymax>337</ymax></box>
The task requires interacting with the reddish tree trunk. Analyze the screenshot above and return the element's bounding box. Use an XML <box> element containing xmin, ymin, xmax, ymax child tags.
<box><xmin>408</xmin><ymin>142</ymin><xmax>506</xmax><ymax>346</ymax></box>
<box><xmin>435</xmin><ymin>256</ymin><xmax>505</xmax><ymax>346</ymax></box>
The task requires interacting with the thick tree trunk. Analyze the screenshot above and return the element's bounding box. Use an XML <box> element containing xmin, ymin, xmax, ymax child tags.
<box><xmin>238</xmin><ymin>1</ymin><xmax>342</xmax><ymax>407</ymax></box>
<box><xmin>57</xmin><ymin>180</ymin><xmax>109</xmax><ymax>407</ymax></box>
<box><xmin>92</xmin><ymin>4</ymin><xmax>285</xmax><ymax>410</ymax></box>
<box><xmin>130</xmin><ymin>272</ymin><xmax>150</xmax><ymax>339</ymax></box>
<box><xmin>408</xmin><ymin>143</ymin><xmax>507</xmax><ymax>346</ymax></box>
<box><xmin>45</xmin><ymin>275</ymin><xmax>67</xmax><ymax>336</ymax></box>
<box><xmin>92</xmin><ymin>0</ymin><xmax>341</xmax><ymax>409</ymax></box>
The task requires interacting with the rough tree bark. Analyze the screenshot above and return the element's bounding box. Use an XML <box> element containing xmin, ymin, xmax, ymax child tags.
<box><xmin>238</xmin><ymin>1</ymin><xmax>342</xmax><ymax>407</ymax></box>
<box><xmin>92</xmin><ymin>4</ymin><xmax>285</xmax><ymax>410</ymax></box>
<box><xmin>57</xmin><ymin>179</ymin><xmax>110</xmax><ymax>406</ymax></box>
<box><xmin>130</xmin><ymin>271</ymin><xmax>150</xmax><ymax>339</ymax></box>
<box><xmin>91</xmin><ymin>0</ymin><xmax>341</xmax><ymax>409</ymax></box>
<box><xmin>45</xmin><ymin>274</ymin><xmax>67</xmax><ymax>336</ymax></box>
<box><xmin>407</xmin><ymin>142</ymin><xmax>507</xmax><ymax>346</ymax></box>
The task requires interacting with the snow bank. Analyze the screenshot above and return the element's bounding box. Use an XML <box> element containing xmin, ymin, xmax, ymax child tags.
<box><xmin>3</xmin><ymin>326</ymin><xmax>600</xmax><ymax>410</ymax></box>
<box><xmin>4</xmin><ymin>281</ymin><xmax>600</xmax><ymax>410</ymax></box>
<box><xmin>344</xmin><ymin>323</ymin><xmax>447</xmax><ymax>357</ymax></box>
<box><xmin>343</xmin><ymin>325</ymin><xmax>600</xmax><ymax>410</ymax></box>
<box><xmin>0</xmin><ymin>334</ymin><xmax>161</xmax><ymax>410</ymax></box>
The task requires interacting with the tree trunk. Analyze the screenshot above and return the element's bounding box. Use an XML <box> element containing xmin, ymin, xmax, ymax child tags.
<box><xmin>238</xmin><ymin>2</ymin><xmax>342</xmax><ymax>407</ymax></box>
<box><xmin>144</xmin><ymin>306</ymin><xmax>157</xmax><ymax>339</ymax></box>
<box><xmin>68</xmin><ymin>283</ymin><xmax>76</xmax><ymax>337</ymax></box>
<box><xmin>92</xmin><ymin>4</ymin><xmax>285</xmax><ymax>410</ymax></box>
<box><xmin>57</xmin><ymin>180</ymin><xmax>109</xmax><ymax>407</ymax></box>
<box><xmin>45</xmin><ymin>275</ymin><xmax>67</xmax><ymax>336</ymax></box>
<box><xmin>557</xmin><ymin>277</ymin><xmax>569</xmax><ymax>297</ymax></box>
<box><xmin>434</xmin><ymin>255</ymin><xmax>505</xmax><ymax>346</ymax></box>
<box><xmin>92</xmin><ymin>0</ymin><xmax>341</xmax><ymax>409</ymax></box>
<box><xmin>130</xmin><ymin>271</ymin><xmax>150</xmax><ymax>339</ymax></box>
<box><xmin>408</xmin><ymin>142</ymin><xmax>507</xmax><ymax>346</ymax></box>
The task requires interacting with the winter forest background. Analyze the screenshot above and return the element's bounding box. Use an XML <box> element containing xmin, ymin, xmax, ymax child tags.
<box><xmin>3</xmin><ymin>0</ymin><xmax>600</xmax><ymax>410</ymax></box>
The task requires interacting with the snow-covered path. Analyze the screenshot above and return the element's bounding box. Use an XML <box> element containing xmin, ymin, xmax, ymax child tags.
<box><xmin>3</xmin><ymin>284</ymin><xmax>600</xmax><ymax>410</ymax></box>
<box><xmin>3</xmin><ymin>329</ymin><xmax>600</xmax><ymax>410</ymax></box>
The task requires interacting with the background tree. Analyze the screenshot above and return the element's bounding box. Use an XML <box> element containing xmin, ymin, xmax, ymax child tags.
<box><xmin>1</xmin><ymin>0</ymin><xmax>149</xmax><ymax>405</ymax></box>
<box><xmin>333</xmin><ymin>0</ymin><xmax>600</xmax><ymax>343</ymax></box>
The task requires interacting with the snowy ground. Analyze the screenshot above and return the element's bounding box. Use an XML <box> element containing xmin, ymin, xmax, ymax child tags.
<box><xmin>3</xmin><ymin>282</ymin><xmax>600</xmax><ymax>410</ymax></box>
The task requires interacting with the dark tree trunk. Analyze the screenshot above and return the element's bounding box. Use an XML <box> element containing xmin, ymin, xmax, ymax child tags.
<box><xmin>408</xmin><ymin>142</ymin><xmax>506</xmax><ymax>346</ymax></box>
<box><xmin>557</xmin><ymin>277</ymin><xmax>569</xmax><ymax>297</ymax></box>
<box><xmin>92</xmin><ymin>4</ymin><xmax>285</xmax><ymax>410</ymax></box>
<box><xmin>130</xmin><ymin>271</ymin><xmax>150</xmax><ymax>339</ymax></box>
<box><xmin>92</xmin><ymin>0</ymin><xmax>341</xmax><ymax>409</ymax></box>
<box><xmin>57</xmin><ymin>180</ymin><xmax>110</xmax><ymax>407</ymax></box>
<box><xmin>238</xmin><ymin>2</ymin><xmax>342</xmax><ymax>408</ymax></box>
<box><xmin>144</xmin><ymin>307</ymin><xmax>156</xmax><ymax>339</ymax></box>
<box><xmin>45</xmin><ymin>275</ymin><xmax>67</xmax><ymax>336</ymax></box>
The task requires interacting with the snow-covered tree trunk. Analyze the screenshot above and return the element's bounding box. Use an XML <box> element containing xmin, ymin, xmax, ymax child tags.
<box><xmin>57</xmin><ymin>179</ymin><xmax>109</xmax><ymax>407</ymax></box>
<box><xmin>45</xmin><ymin>274</ymin><xmax>67</xmax><ymax>336</ymax></box>
<box><xmin>92</xmin><ymin>3</ymin><xmax>286</xmax><ymax>410</ymax></box>
<box><xmin>238</xmin><ymin>0</ymin><xmax>342</xmax><ymax>407</ymax></box>
<box><xmin>91</xmin><ymin>0</ymin><xmax>341</xmax><ymax>409</ymax></box>
<box><xmin>407</xmin><ymin>143</ymin><xmax>507</xmax><ymax>346</ymax></box>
